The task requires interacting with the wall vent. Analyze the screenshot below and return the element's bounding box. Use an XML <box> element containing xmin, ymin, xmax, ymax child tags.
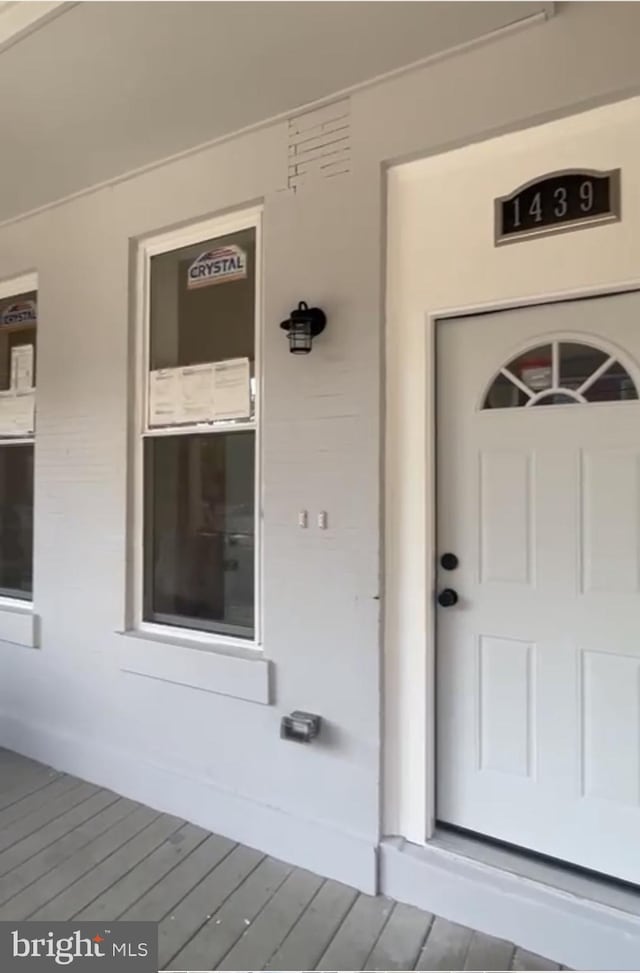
<box><xmin>288</xmin><ymin>98</ymin><xmax>351</xmax><ymax>191</ymax></box>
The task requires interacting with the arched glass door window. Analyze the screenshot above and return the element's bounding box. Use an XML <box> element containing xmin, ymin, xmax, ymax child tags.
<box><xmin>483</xmin><ymin>340</ymin><xmax>638</xmax><ymax>409</ymax></box>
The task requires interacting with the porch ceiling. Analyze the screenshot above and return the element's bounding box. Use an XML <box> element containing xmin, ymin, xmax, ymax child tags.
<box><xmin>0</xmin><ymin>1</ymin><xmax>550</xmax><ymax>222</ymax></box>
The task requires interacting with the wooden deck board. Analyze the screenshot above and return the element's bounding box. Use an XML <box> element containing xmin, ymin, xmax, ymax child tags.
<box><xmin>513</xmin><ymin>946</ymin><xmax>562</xmax><ymax>970</ymax></box>
<box><xmin>74</xmin><ymin>821</ymin><xmax>209</xmax><ymax>922</ymax></box>
<box><xmin>170</xmin><ymin>856</ymin><xmax>292</xmax><ymax>971</ymax></box>
<box><xmin>316</xmin><ymin>891</ymin><xmax>394</xmax><ymax>970</ymax></box>
<box><xmin>0</xmin><ymin>766</ymin><xmax>64</xmax><ymax>813</ymax></box>
<box><xmin>0</xmin><ymin>774</ymin><xmax>78</xmax><ymax>830</ymax></box>
<box><xmin>0</xmin><ymin>750</ymin><xmax>567</xmax><ymax>971</ymax></box>
<box><xmin>0</xmin><ymin>805</ymin><xmax>159</xmax><ymax>921</ymax></box>
<box><xmin>216</xmin><ymin>867</ymin><xmax>324</xmax><ymax>971</ymax></box>
<box><xmin>0</xmin><ymin>797</ymin><xmax>138</xmax><ymax>907</ymax></box>
<box><xmin>158</xmin><ymin>843</ymin><xmax>265</xmax><ymax>968</ymax></box>
<box><xmin>265</xmin><ymin>876</ymin><xmax>358</xmax><ymax>971</ymax></box>
<box><xmin>464</xmin><ymin>930</ymin><xmax>515</xmax><ymax>970</ymax></box>
<box><xmin>414</xmin><ymin>916</ymin><xmax>473</xmax><ymax>970</ymax></box>
<box><xmin>30</xmin><ymin>813</ymin><xmax>184</xmax><ymax>920</ymax></box>
<box><xmin>364</xmin><ymin>901</ymin><xmax>433</xmax><ymax>971</ymax></box>
<box><xmin>0</xmin><ymin>788</ymin><xmax>116</xmax><ymax>879</ymax></box>
<box><xmin>122</xmin><ymin>833</ymin><xmax>236</xmax><ymax>924</ymax></box>
<box><xmin>0</xmin><ymin>781</ymin><xmax>99</xmax><ymax>857</ymax></box>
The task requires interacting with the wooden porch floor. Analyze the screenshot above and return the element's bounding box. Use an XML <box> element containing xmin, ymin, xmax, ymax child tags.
<box><xmin>0</xmin><ymin>748</ymin><xmax>563</xmax><ymax>971</ymax></box>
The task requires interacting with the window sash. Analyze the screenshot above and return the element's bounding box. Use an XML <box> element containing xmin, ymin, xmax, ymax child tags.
<box><xmin>0</xmin><ymin>274</ymin><xmax>37</xmax><ymax>605</ymax></box>
<box><xmin>0</xmin><ymin>442</ymin><xmax>34</xmax><ymax>601</ymax></box>
<box><xmin>134</xmin><ymin>209</ymin><xmax>262</xmax><ymax>646</ymax></box>
<box><xmin>142</xmin><ymin>429</ymin><xmax>256</xmax><ymax>641</ymax></box>
<box><xmin>145</xmin><ymin>611</ymin><xmax>253</xmax><ymax>641</ymax></box>
<box><xmin>141</xmin><ymin>210</ymin><xmax>261</xmax><ymax>439</ymax></box>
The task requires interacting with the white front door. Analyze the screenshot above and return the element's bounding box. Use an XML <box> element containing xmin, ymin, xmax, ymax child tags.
<box><xmin>436</xmin><ymin>292</ymin><xmax>640</xmax><ymax>883</ymax></box>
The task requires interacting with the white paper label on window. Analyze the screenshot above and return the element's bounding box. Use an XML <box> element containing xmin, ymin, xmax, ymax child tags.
<box><xmin>0</xmin><ymin>390</ymin><xmax>35</xmax><ymax>437</ymax></box>
<box><xmin>148</xmin><ymin>369</ymin><xmax>181</xmax><ymax>426</ymax></box>
<box><xmin>180</xmin><ymin>362</ymin><xmax>216</xmax><ymax>424</ymax></box>
<box><xmin>212</xmin><ymin>358</ymin><xmax>251</xmax><ymax>420</ymax></box>
<box><xmin>11</xmin><ymin>344</ymin><xmax>34</xmax><ymax>392</ymax></box>
<box><xmin>148</xmin><ymin>358</ymin><xmax>251</xmax><ymax>427</ymax></box>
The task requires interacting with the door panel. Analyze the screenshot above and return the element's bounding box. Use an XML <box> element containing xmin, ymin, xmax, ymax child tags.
<box><xmin>436</xmin><ymin>292</ymin><xmax>640</xmax><ymax>882</ymax></box>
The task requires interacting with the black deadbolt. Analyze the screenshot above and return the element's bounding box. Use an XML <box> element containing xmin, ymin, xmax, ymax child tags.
<box><xmin>437</xmin><ymin>588</ymin><xmax>458</xmax><ymax>607</ymax></box>
<box><xmin>440</xmin><ymin>553</ymin><xmax>459</xmax><ymax>570</ymax></box>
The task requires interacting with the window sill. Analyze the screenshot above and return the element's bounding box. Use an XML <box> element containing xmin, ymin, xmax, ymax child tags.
<box><xmin>118</xmin><ymin>629</ymin><xmax>271</xmax><ymax>704</ymax></box>
<box><xmin>0</xmin><ymin>602</ymin><xmax>38</xmax><ymax>648</ymax></box>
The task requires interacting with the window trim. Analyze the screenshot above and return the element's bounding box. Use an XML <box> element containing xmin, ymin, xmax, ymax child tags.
<box><xmin>0</xmin><ymin>272</ymin><xmax>37</xmax><ymax>303</ymax></box>
<box><xmin>0</xmin><ymin>271</ymin><xmax>37</xmax><ymax>610</ymax></box>
<box><xmin>130</xmin><ymin>208</ymin><xmax>263</xmax><ymax>650</ymax></box>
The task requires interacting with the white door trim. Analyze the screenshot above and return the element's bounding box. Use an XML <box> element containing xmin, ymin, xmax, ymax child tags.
<box><xmin>386</xmin><ymin>275</ymin><xmax>640</xmax><ymax>848</ymax></box>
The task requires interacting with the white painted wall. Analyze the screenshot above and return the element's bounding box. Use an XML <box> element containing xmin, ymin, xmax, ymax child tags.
<box><xmin>0</xmin><ymin>131</ymin><xmax>383</xmax><ymax>890</ymax></box>
<box><xmin>386</xmin><ymin>94</ymin><xmax>640</xmax><ymax>842</ymax></box>
<box><xmin>1</xmin><ymin>2</ymin><xmax>640</xmax><ymax>894</ymax></box>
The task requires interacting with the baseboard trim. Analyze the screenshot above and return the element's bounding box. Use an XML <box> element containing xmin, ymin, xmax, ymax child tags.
<box><xmin>0</xmin><ymin>712</ymin><xmax>377</xmax><ymax>894</ymax></box>
<box><xmin>380</xmin><ymin>836</ymin><xmax>640</xmax><ymax>970</ymax></box>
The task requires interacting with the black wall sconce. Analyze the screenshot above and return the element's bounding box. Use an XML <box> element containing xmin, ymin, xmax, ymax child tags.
<box><xmin>280</xmin><ymin>301</ymin><xmax>327</xmax><ymax>354</ymax></box>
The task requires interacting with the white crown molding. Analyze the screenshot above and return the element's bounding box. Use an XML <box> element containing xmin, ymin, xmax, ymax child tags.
<box><xmin>0</xmin><ymin>1</ymin><xmax>76</xmax><ymax>54</ymax></box>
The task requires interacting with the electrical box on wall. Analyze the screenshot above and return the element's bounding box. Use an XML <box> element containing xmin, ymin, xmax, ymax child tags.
<box><xmin>280</xmin><ymin>711</ymin><xmax>322</xmax><ymax>743</ymax></box>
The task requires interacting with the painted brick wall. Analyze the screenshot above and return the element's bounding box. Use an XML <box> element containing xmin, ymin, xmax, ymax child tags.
<box><xmin>0</xmin><ymin>2</ymin><xmax>639</xmax><ymax>892</ymax></box>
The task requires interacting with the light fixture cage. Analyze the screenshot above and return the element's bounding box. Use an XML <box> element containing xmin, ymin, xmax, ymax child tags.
<box><xmin>280</xmin><ymin>301</ymin><xmax>326</xmax><ymax>354</ymax></box>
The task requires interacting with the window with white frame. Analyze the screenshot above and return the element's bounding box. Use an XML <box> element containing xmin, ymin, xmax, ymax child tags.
<box><xmin>139</xmin><ymin>213</ymin><xmax>259</xmax><ymax>641</ymax></box>
<box><xmin>0</xmin><ymin>278</ymin><xmax>37</xmax><ymax>601</ymax></box>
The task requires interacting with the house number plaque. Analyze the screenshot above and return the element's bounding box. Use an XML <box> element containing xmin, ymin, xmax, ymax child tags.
<box><xmin>495</xmin><ymin>169</ymin><xmax>621</xmax><ymax>245</ymax></box>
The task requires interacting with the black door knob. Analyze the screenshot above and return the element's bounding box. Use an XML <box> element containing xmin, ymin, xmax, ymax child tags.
<box><xmin>438</xmin><ymin>588</ymin><xmax>458</xmax><ymax>607</ymax></box>
<box><xmin>440</xmin><ymin>553</ymin><xmax>459</xmax><ymax>570</ymax></box>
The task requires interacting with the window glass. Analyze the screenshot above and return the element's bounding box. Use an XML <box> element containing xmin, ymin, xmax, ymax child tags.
<box><xmin>149</xmin><ymin>228</ymin><xmax>255</xmax><ymax>373</ymax></box>
<box><xmin>0</xmin><ymin>287</ymin><xmax>36</xmax><ymax>600</ymax></box>
<box><xmin>559</xmin><ymin>342</ymin><xmax>607</xmax><ymax>391</ymax></box>
<box><xmin>0</xmin><ymin>290</ymin><xmax>37</xmax><ymax>392</ymax></box>
<box><xmin>483</xmin><ymin>340</ymin><xmax>638</xmax><ymax>409</ymax></box>
<box><xmin>143</xmin><ymin>432</ymin><xmax>255</xmax><ymax>638</ymax></box>
<box><xmin>584</xmin><ymin>361</ymin><xmax>639</xmax><ymax>402</ymax></box>
<box><xmin>143</xmin><ymin>222</ymin><xmax>257</xmax><ymax>639</ymax></box>
<box><xmin>483</xmin><ymin>373</ymin><xmax>529</xmax><ymax>409</ymax></box>
<box><xmin>0</xmin><ymin>445</ymin><xmax>33</xmax><ymax>599</ymax></box>
<box><xmin>506</xmin><ymin>345</ymin><xmax>552</xmax><ymax>392</ymax></box>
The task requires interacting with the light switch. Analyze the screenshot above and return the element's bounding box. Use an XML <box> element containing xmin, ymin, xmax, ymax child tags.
<box><xmin>318</xmin><ymin>511</ymin><xmax>328</xmax><ymax>529</ymax></box>
<box><xmin>298</xmin><ymin>510</ymin><xmax>308</xmax><ymax>528</ymax></box>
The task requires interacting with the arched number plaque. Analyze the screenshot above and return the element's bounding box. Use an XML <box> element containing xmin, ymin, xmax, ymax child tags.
<box><xmin>495</xmin><ymin>168</ymin><xmax>621</xmax><ymax>246</ymax></box>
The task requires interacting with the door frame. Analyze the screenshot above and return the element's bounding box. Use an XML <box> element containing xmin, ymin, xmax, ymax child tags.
<box><xmin>391</xmin><ymin>276</ymin><xmax>640</xmax><ymax>847</ymax></box>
